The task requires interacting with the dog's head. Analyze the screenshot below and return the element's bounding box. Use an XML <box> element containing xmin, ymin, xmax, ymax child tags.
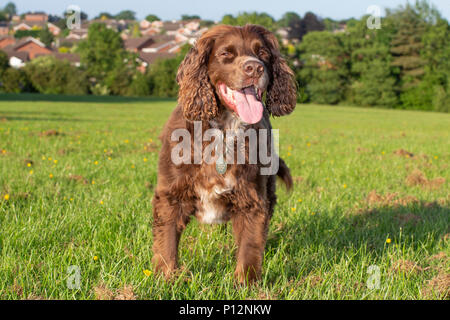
<box><xmin>177</xmin><ymin>24</ymin><xmax>297</xmax><ymax>124</ymax></box>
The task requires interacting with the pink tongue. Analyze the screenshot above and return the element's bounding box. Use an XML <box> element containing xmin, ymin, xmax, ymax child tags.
<box><xmin>233</xmin><ymin>87</ymin><xmax>263</xmax><ymax>124</ymax></box>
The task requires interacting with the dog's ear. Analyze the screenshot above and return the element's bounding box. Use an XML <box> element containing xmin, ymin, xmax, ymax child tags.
<box><xmin>246</xmin><ymin>25</ymin><xmax>297</xmax><ymax>117</ymax></box>
<box><xmin>176</xmin><ymin>35</ymin><xmax>218</xmax><ymax>122</ymax></box>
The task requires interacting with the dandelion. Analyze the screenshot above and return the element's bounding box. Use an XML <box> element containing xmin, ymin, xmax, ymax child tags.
<box><xmin>42</xmin><ymin>156</ymin><xmax>46</xmax><ymax>160</ymax></box>
<box><xmin>108</xmin><ymin>157</ymin><xmax>112</xmax><ymax>161</ymax></box>
<box><xmin>70</xmin><ymin>198</ymin><xmax>74</xmax><ymax>201</ymax></box>
<box><xmin>124</xmin><ymin>139</ymin><xmax>129</xmax><ymax>144</ymax></box>
<box><xmin>49</xmin><ymin>173</ymin><xmax>53</xmax><ymax>178</ymax></box>
<box><xmin>54</xmin><ymin>160</ymin><xmax>58</xmax><ymax>164</ymax></box>
<box><xmin>287</xmin><ymin>152</ymin><xmax>291</xmax><ymax>157</ymax></box>
<box><xmin>311</xmin><ymin>212</ymin><xmax>316</xmax><ymax>216</ymax></box>
<box><xmin>1</xmin><ymin>149</ymin><xmax>6</xmax><ymax>154</ymax></box>
<box><xmin>100</xmin><ymin>201</ymin><xmax>104</xmax><ymax>205</ymax></box>
<box><xmin>131</xmin><ymin>165</ymin><xmax>135</xmax><ymax>169</ymax></box>
<box><xmin>27</xmin><ymin>163</ymin><xmax>31</xmax><ymax>167</ymax></box>
<box><xmin>143</xmin><ymin>269</ymin><xmax>152</xmax><ymax>277</ymax></box>
<box><xmin>104</xmin><ymin>149</ymin><xmax>107</xmax><ymax>153</ymax></box>
<box><xmin>93</xmin><ymin>256</ymin><xmax>99</xmax><ymax>261</ymax></box>
<box><xmin>298</xmin><ymin>199</ymin><xmax>302</xmax><ymax>203</ymax></box>
<box><xmin>386</xmin><ymin>238</ymin><xmax>391</xmax><ymax>244</ymax></box>
<box><xmin>343</xmin><ymin>184</ymin><xmax>347</xmax><ymax>189</ymax></box>
<box><xmin>92</xmin><ymin>180</ymin><xmax>95</xmax><ymax>185</ymax></box>
<box><xmin>434</xmin><ymin>156</ymin><xmax>438</xmax><ymax>160</ymax></box>
<box><xmin>4</xmin><ymin>194</ymin><xmax>9</xmax><ymax>200</ymax></box>
<box><xmin>143</xmin><ymin>158</ymin><xmax>148</xmax><ymax>162</ymax></box>
<box><xmin>48</xmin><ymin>157</ymin><xmax>52</xmax><ymax>161</ymax></box>
<box><xmin>306</xmin><ymin>143</ymin><xmax>311</xmax><ymax>147</ymax></box>
<box><xmin>29</xmin><ymin>170</ymin><xmax>33</xmax><ymax>175</ymax></box>
<box><xmin>381</xmin><ymin>151</ymin><xmax>385</xmax><ymax>155</ymax></box>
<box><xmin>291</xmin><ymin>207</ymin><xmax>296</xmax><ymax>212</ymax></box>
<box><xmin>94</xmin><ymin>161</ymin><xmax>99</xmax><ymax>165</ymax></box>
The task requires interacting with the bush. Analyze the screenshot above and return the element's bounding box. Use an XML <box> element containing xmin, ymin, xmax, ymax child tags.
<box><xmin>24</xmin><ymin>56</ymin><xmax>88</xmax><ymax>95</ymax></box>
<box><xmin>147</xmin><ymin>56</ymin><xmax>183</xmax><ymax>97</ymax></box>
<box><xmin>0</xmin><ymin>68</ymin><xmax>31</xmax><ymax>93</ymax></box>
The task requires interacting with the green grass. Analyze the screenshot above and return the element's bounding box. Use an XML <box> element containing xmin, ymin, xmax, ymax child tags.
<box><xmin>0</xmin><ymin>96</ymin><xmax>448</xmax><ymax>300</ymax></box>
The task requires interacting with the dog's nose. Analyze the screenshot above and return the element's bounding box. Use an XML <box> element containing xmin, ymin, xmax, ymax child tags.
<box><xmin>243</xmin><ymin>60</ymin><xmax>264</xmax><ymax>78</ymax></box>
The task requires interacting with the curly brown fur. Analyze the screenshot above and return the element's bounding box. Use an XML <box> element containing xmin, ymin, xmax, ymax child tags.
<box><xmin>153</xmin><ymin>24</ymin><xmax>297</xmax><ymax>284</ymax></box>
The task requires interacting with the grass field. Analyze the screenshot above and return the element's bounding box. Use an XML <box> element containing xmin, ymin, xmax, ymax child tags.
<box><xmin>0</xmin><ymin>95</ymin><xmax>448</xmax><ymax>300</ymax></box>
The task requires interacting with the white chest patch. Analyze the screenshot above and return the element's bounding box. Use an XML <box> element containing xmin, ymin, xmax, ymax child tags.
<box><xmin>196</xmin><ymin>175</ymin><xmax>235</xmax><ymax>224</ymax></box>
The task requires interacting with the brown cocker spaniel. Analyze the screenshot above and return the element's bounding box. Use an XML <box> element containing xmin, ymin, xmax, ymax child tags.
<box><xmin>152</xmin><ymin>24</ymin><xmax>297</xmax><ymax>283</ymax></box>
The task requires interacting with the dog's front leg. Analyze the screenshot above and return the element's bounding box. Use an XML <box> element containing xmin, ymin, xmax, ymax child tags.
<box><xmin>231</xmin><ymin>207</ymin><xmax>269</xmax><ymax>284</ymax></box>
<box><xmin>152</xmin><ymin>191</ymin><xmax>189</xmax><ymax>277</ymax></box>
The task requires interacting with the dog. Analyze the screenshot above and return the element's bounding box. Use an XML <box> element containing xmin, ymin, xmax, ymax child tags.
<box><xmin>152</xmin><ymin>24</ymin><xmax>297</xmax><ymax>283</ymax></box>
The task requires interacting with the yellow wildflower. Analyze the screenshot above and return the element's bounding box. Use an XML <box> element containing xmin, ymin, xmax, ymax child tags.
<box><xmin>93</xmin><ymin>256</ymin><xmax>99</xmax><ymax>261</ymax></box>
<box><xmin>386</xmin><ymin>238</ymin><xmax>391</xmax><ymax>244</ymax></box>
<box><xmin>49</xmin><ymin>173</ymin><xmax>53</xmax><ymax>178</ymax></box>
<box><xmin>143</xmin><ymin>269</ymin><xmax>152</xmax><ymax>277</ymax></box>
<box><xmin>4</xmin><ymin>194</ymin><xmax>9</xmax><ymax>200</ymax></box>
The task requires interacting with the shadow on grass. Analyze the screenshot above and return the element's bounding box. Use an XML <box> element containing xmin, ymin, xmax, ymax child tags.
<box><xmin>266</xmin><ymin>201</ymin><xmax>449</xmax><ymax>280</ymax></box>
<box><xmin>0</xmin><ymin>93</ymin><xmax>177</xmax><ymax>104</ymax></box>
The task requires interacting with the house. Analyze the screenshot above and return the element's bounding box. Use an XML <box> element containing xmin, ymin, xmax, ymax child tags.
<box><xmin>35</xmin><ymin>52</ymin><xmax>81</xmax><ymax>67</ymax></box>
<box><xmin>0</xmin><ymin>36</ymin><xmax>15</xmax><ymax>49</ymax></box>
<box><xmin>0</xmin><ymin>23</ymin><xmax>9</xmax><ymax>36</ymax></box>
<box><xmin>137</xmin><ymin>51</ymin><xmax>176</xmax><ymax>72</ymax></box>
<box><xmin>12</xmin><ymin>21</ymin><xmax>61</xmax><ymax>36</ymax></box>
<box><xmin>163</xmin><ymin>21</ymin><xmax>183</xmax><ymax>36</ymax></box>
<box><xmin>66</xmin><ymin>28</ymin><xmax>88</xmax><ymax>40</ymax></box>
<box><xmin>24</xmin><ymin>13</ymin><xmax>48</xmax><ymax>22</ymax></box>
<box><xmin>124</xmin><ymin>36</ymin><xmax>156</xmax><ymax>53</ymax></box>
<box><xmin>141</xmin><ymin>27</ymin><xmax>160</xmax><ymax>36</ymax></box>
<box><xmin>2</xmin><ymin>49</ymin><xmax>29</xmax><ymax>68</ymax></box>
<box><xmin>4</xmin><ymin>37</ymin><xmax>51</xmax><ymax>59</ymax></box>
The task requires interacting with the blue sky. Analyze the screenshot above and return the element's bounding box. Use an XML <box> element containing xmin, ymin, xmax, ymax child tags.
<box><xmin>10</xmin><ymin>0</ymin><xmax>450</xmax><ymax>21</ymax></box>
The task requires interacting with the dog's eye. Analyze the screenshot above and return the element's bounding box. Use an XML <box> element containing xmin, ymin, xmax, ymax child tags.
<box><xmin>220</xmin><ymin>51</ymin><xmax>232</xmax><ymax>58</ymax></box>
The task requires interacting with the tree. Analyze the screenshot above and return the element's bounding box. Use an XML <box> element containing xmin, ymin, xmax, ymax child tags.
<box><xmin>221</xmin><ymin>12</ymin><xmax>276</xmax><ymax>30</ymax></box>
<box><xmin>39</xmin><ymin>26</ymin><xmax>54</xmax><ymax>47</ymax></box>
<box><xmin>301</xmin><ymin>12</ymin><xmax>325</xmax><ymax>35</ymax></box>
<box><xmin>0</xmin><ymin>51</ymin><xmax>9</xmax><ymax>75</ymax></box>
<box><xmin>0</xmin><ymin>68</ymin><xmax>30</xmax><ymax>93</ymax></box>
<box><xmin>145</xmin><ymin>14</ymin><xmax>160</xmax><ymax>22</ymax></box>
<box><xmin>94</xmin><ymin>12</ymin><xmax>113</xmax><ymax>20</ymax></box>
<box><xmin>0</xmin><ymin>12</ymin><xmax>7</xmax><ymax>21</ymax></box>
<box><xmin>345</xmin><ymin>18</ymin><xmax>397</xmax><ymax>107</ymax></box>
<box><xmin>299</xmin><ymin>31</ymin><xmax>349</xmax><ymax>104</ymax></box>
<box><xmin>24</xmin><ymin>56</ymin><xmax>88</xmax><ymax>94</ymax></box>
<box><xmin>389</xmin><ymin>4</ymin><xmax>426</xmax><ymax>88</ymax></box>
<box><xmin>181</xmin><ymin>14</ymin><xmax>200</xmax><ymax>21</ymax></box>
<box><xmin>3</xmin><ymin>2</ymin><xmax>16</xmax><ymax>16</ymax></box>
<box><xmin>77</xmin><ymin>23</ymin><xmax>125</xmax><ymax>81</ymax></box>
<box><xmin>131</xmin><ymin>23</ymin><xmax>141</xmax><ymax>38</ymax></box>
<box><xmin>115</xmin><ymin>10</ymin><xmax>136</xmax><ymax>21</ymax></box>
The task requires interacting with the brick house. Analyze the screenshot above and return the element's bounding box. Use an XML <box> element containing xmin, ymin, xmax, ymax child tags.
<box><xmin>13</xmin><ymin>21</ymin><xmax>61</xmax><ymax>36</ymax></box>
<box><xmin>25</xmin><ymin>13</ymin><xmax>48</xmax><ymax>22</ymax></box>
<box><xmin>124</xmin><ymin>36</ymin><xmax>157</xmax><ymax>53</ymax></box>
<box><xmin>0</xmin><ymin>36</ymin><xmax>15</xmax><ymax>49</ymax></box>
<box><xmin>0</xmin><ymin>23</ymin><xmax>9</xmax><ymax>36</ymax></box>
<box><xmin>5</xmin><ymin>37</ymin><xmax>52</xmax><ymax>59</ymax></box>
